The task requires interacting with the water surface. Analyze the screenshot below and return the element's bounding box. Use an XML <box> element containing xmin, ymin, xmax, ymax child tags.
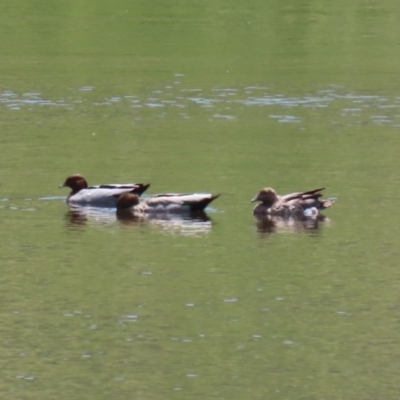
<box><xmin>1</xmin><ymin>1</ymin><xmax>400</xmax><ymax>399</ymax></box>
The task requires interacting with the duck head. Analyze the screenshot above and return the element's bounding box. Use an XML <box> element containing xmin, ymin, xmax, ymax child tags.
<box><xmin>59</xmin><ymin>174</ymin><xmax>88</xmax><ymax>193</ymax></box>
<box><xmin>116</xmin><ymin>193</ymin><xmax>140</xmax><ymax>210</ymax></box>
<box><xmin>251</xmin><ymin>187</ymin><xmax>278</xmax><ymax>207</ymax></box>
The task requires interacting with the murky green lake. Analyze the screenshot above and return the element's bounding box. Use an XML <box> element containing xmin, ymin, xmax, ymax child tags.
<box><xmin>1</xmin><ymin>1</ymin><xmax>400</xmax><ymax>399</ymax></box>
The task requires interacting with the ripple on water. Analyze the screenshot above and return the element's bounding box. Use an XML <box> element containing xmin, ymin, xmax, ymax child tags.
<box><xmin>2</xmin><ymin>83</ymin><xmax>400</xmax><ymax>127</ymax></box>
<box><xmin>79</xmin><ymin>86</ymin><xmax>95</xmax><ymax>91</ymax></box>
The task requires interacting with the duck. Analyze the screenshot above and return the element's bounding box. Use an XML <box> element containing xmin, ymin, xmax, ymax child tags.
<box><xmin>116</xmin><ymin>192</ymin><xmax>220</xmax><ymax>214</ymax></box>
<box><xmin>59</xmin><ymin>174</ymin><xmax>150</xmax><ymax>207</ymax></box>
<box><xmin>251</xmin><ymin>187</ymin><xmax>336</xmax><ymax>218</ymax></box>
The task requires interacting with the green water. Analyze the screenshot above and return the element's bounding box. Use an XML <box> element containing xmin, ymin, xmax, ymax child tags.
<box><xmin>1</xmin><ymin>1</ymin><xmax>400</xmax><ymax>399</ymax></box>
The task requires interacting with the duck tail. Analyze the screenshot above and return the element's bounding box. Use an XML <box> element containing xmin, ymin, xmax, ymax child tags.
<box><xmin>188</xmin><ymin>194</ymin><xmax>220</xmax><ymax>211</ymax></box>
<box><xmin>132</xmin><ymin>183</ymin><xmax>150</xmax><ymax>196</ymax></box>
<box><xmin>321</xmin><ymin>197</ymin><xmax>336</xmax><ymax>209</ymax></box>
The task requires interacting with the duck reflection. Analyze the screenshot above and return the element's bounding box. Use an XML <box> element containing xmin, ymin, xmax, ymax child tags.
<box><xmin>65</xmin><ymin>205</ymin><xmax>213</xmax><ymax>236</ymax></box>
<box><xmin>65</xmin><ymin>206</ymin><xmax>116</xmax><ymax>226</ymax></box>
<box><xmin>255</xmin><ymin>214</ymin><xmax>330</xmax><ymax>234</ymax></box>
<box><xmin>117</xmin><ymin>208</ymin><xmax>212</xmax><ymax>236</ymax></box>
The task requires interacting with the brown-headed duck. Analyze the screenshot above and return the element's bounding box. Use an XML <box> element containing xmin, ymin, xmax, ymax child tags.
<box><xmin>116</xmin><ymin>192</ymin><xmax>220</xmax><ymax>214</ymax></box>
<box><xmin>59</xmin><ymin>174</ymin><xmax>150</xmax><ymax>207</ymax></box>
<box><xmin>251</xmin><ymin>187</ymin><xmax>336</xmax><ymax>218</ymax></box>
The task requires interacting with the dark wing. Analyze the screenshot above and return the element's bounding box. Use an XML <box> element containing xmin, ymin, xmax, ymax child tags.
<box><xmin>96</xmin><ymin>183</ymin><xmax>150</xmax><ymax>196</ymax></box>
<box><xmin>282</xmin><ymin>188</ymin><xmax>325</xmax><ymax>203</ymax></box>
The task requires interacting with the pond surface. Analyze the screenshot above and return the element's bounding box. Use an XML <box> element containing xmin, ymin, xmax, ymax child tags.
<box><xmin>1</xmin><ymin>1</ymin><xmax>400</xmax><ymax>399</ymax></box>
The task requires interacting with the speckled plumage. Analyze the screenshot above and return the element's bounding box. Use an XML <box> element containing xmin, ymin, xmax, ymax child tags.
<box><xmin>251</xmin><ymin>187</ymin><xmax>335</xmax><ymax>218</ymax></box>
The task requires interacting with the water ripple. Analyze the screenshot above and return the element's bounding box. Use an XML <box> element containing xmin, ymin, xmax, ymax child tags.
<box><xmin>2</xmin><ymin>84</ymin><xmax>400</xmax><ymax>127</ymax></box>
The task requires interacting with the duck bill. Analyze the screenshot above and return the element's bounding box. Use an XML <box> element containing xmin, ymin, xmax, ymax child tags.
<box><xmin>59</xmin><ymin>183</ymin><xmax>66</xmax><ymax>188</ymax></box>
<box><xmin>251</xmin><ymin>196</ymin><xmax>259</xmax><ymax>203</ymax></box>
